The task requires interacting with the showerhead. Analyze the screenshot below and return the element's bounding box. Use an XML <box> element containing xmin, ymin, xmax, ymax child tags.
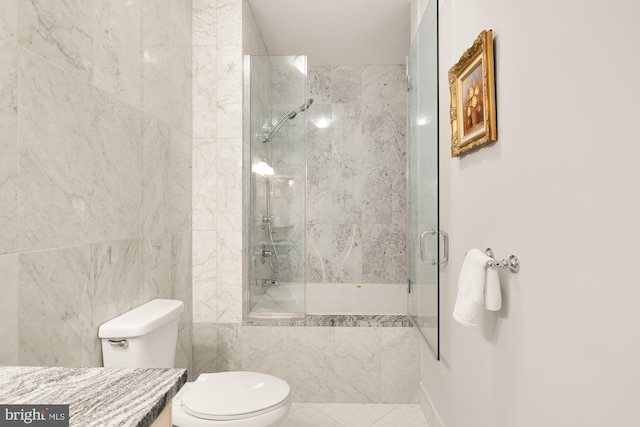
<box><xmin>263</xmin><ymin>98</ymin><xmax>314</xmax><ymax>143</ymax></box>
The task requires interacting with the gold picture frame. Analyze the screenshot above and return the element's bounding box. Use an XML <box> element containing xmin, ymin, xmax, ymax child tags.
<box><xmin>449</xmin><ymin>29</ymin><xmax>496</xmax><ymax>157</ymax></box>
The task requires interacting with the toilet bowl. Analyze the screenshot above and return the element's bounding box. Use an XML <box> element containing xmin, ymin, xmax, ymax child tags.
<box><xmin>98</xmin><ymin>299</ymin><xmax>291</xmax><ymax>427</ymax></box>
<box><xmin>172</xmin><ymin>372</ymin><xmax>290</xmax><ymax>427</ymax></box>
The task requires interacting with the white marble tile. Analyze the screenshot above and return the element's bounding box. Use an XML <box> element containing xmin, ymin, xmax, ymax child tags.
<box><xmin>308</xmin><ymin>66</ymin><xmax>333</xmax><ymax>104</ymax></box>
<box><xmin>216</xmin><ymin>45</ymin><xmax>242</xmax><ymax>138</ymax></box>
<box><xmin>18</xmin><ymin>246</ymin><xmax>94</xmax><ymax>367</ymax></box>
<box><xmin>193</xmin><ymin>0</ymin><xmax>217</xmax><ymax>46</ymax></box>
<box><xmin>361</xmin><ymin>165</ymin><xmax>393</xmax><ymax>224</ymax></box>
<box><xmin>281</xmin><ymin>403</ymin><xmax>341</xmax><ymax>427</ymax></box>
<box><xmin>333</xmin><ymin>328</ymin><xmax>382</xmax><ymax>403</ymax></box>
<box><xmin>91</xmin><ymin>239</ymin><xmax>143</xmax><ymax>336</ymax></box>
<box><xmin>371</xmin><ymin>404</ymin><xmax>428</xmax><ymax>427</ymax></box>
<box><xmin>93</xmin><ymin>0</ymin><xmax>142</xmax><ymax>108</ymax></box>
<box><xmin>361</xmin><ymin>224</ymin><xmax>406</xmax><ymax>283</ymax></box>
<box><xmin>0</xmin><ymin>38</ymin><xmax>18</xmax><ymax>254</ymax></box>
<box><xmin>306</xmin><ymin>223</ymin><xmax>362</xmax><ymax>283</ymax></box>
<box><xmin>141</xmin><ymin>234</ymin><xmax>173</xmax><ymax>302</ymax></box>
<box><xmin>172</xmin><ymin>230</ymin><xmax>193</xmax><ymax>332</ymax></box>
<box><xmin>0</xmin><ymin>0</ymin><xmax>17</xmax><ymax>42</ymax></box>
<box><xmin>363</xmin><ymin>65</ymin><xmax>407</xmax><ymax>119</ymax></box>
<box><xmin>331</xmin><ymin>66</ymin><xmax>362</xmax><ymax>104</ymax></box>
<box><xmin>241</xmin><ymin>326</ymin><xmax>289</xmax><ymax>379</ymax></box>
<box><xmin>168</xmin><ymin>128</ymin><xmax>193</xmax><ymax>233</ymax></box>
<box><xmin>193</xmin><ymin>230</ymin><xmax>217</xmax><ymax>322</ymax></box>
<box><xmin>18</xmin><ymin>50</ymin><xmax>96</xmax><ymax>251</ymax></box>
<box><xmin>193</xmin><ymin>138</ymin><xmax>217</xmax><ymax>230</ymax></box>
<box><xmin>379</xmin><ymin>328</ymin><xmax>420</xmax><ymax>403</ymax></box>
<box><xmin>313</xmin><ymin>403</ymin><xmax>398</xmax><ymax>427</ymax></box>
<box><xmin>141</xmin><ymin>117</ymin><xmax>170</xmax><ymax>235</ymax></box>
<box><xmin>92</xmin><ymin>88</ymin><xmax>142</xmax><ymax>242</ymax></box>
<box><xmin>288</xmin><ymin>327</ymin><xmax>336</xmax><ymax>402</ymax></box>
<box><xmin>175</xmin><ymin>325</ymin><xmax>193</xmax><ymax>374</ymax></box>
<box><xmin>192</xmin><ymin>322</ymin><xmax>217</xmax><ymax>379</ymax></box>
<box><xmin>216</xmin><ymin>322</ymin><xmax>242</xmax><ymax>371</ymax></box>
<box><xmin>18</xmin><ymin>0</ymin><xmax>93</xmax><ymax>80</ymax></box>
<box><xmin>193</xmin><ymin>46</ymin><xmax>217</xmax><ymax>138</ymax></box>
<box><xmin>216</xmin><ymin>138</ymin><xmax>242</xmax><ymax>230</ymax></box>
<box><xmin>216</xmin><ymin>0</ymin><xmax>241</xmax><ymax>46</ymax></box>
<box><xmin>216</xmin><ymin>230</ymin><xmax>242</xmax><ymax>322</ymax></box>
<box><xmin>141</xmin><ymin>0</ymin><xmax>192</xmax><ymax>135</ymax></box>
<box><xmin>0</xmin><ymin>254</ymin><xmax>18</xmax><ymax>365</ymax></box>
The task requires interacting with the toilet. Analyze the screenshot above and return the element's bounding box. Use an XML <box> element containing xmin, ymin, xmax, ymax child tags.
<box><xmin>98</xmin><ymin>299</ymin><xmax>290</xmax><ymax>427</ymax></box>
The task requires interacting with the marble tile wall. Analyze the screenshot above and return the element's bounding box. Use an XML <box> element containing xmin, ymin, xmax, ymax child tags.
<box><xmin>306</xmin><ymin>65</ymin><xmax>408</xmax><ymax>285</ymax></box>
<box><xmin>191</xmin><ymin>0</ymin><xmax>267</xmax><ymax>375</ymax></box>
<box><xmin>192</xmin><ymin>324</ymin><xmax>420</xmax><ymax>404</ymax></box>
<box><xmin>0</xmin><ymin>0</ymin><xmax>193</xmax><ymax>372</ymax></box>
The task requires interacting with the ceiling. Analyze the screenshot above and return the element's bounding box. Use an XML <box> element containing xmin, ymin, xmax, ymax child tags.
<box><xmin>246</xmin><ymin>0</ymin><xmax>411</xmax><ymax>66</ymax></box>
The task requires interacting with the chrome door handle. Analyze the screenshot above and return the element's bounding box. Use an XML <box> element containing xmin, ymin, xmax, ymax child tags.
<box><xmin>420</xmin><ymin>229</ymin><xmax>448</xmax><ymax>265</ymax></box>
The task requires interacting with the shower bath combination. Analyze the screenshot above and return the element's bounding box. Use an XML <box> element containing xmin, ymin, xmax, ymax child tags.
<box><xmin>258</xmin><ymin>98</ymin><xmax>313</xmax><ymax>289</ymax></box>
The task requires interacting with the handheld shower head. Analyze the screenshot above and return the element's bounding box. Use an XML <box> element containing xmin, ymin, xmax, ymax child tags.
<box><xmin>263</xmin><ymin>98</ymin><xmax>314</xmax><ymax>143</ymax></box>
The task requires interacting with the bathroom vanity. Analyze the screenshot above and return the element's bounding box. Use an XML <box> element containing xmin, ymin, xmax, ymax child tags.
<box><xmin>0</xmin><ymin>366</ymin><xmax>186</xmax><ymax>426</ymax></box>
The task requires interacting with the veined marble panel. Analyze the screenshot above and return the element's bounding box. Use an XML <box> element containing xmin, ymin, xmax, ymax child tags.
<box><xmin>216</xmin><ymin>231</ymin><xmax>242</xmax><ymax>323</ymax></box>
<box><xmin>142</xmin><ymin>0</ymin><xmax>192</xmax><ymax>135</ymax></box>
<box><xmin>193</xmin><ymin>230</ymin><xmax>217</xmax><ymax>322</ymax></box>
<box><xmin>243</xmin><ymin>315</ymin><xmax>412</xmax><ymax>328</ymax></box>
<box><xmin>193</xmin><ymin>46</ymin><xmax>217</xmax><ymax>138</ymax></box>
<box><xmin>0</xmin><ymin>39</ymin><xmax>18</xmax><ymax>254</ymax></box>
<box><xmin>362</xmin><ymin>65</ymin><xmax>406</xmax><ymax>119</ymax></box>
<box><xmin>176</xmin><ymin>325</ymin><xmax>193</xmax><ymax>374</ymax></box>
<box><xmin>216</xmin><ymin>45</ymin><xmax>242</xmax><ymax>138</ymax></box>
<box><xmin>241</xmin><ymin>326</ymin><xmax>289</xmax><ymax>379</ymax></box>
<box><xmin>0</xmin><ymin>0</ymin><xmax>17</xmax><ymax>42</ymax></box>
<box><xmin>288</xmin><ymin>327</ymin><xmax>336</xmax><ymax>402</ymax></box>
<box><xmin>91</xmin><ymin>239</ymin><xmax>143</xmax><ymax>344</ymax></box>
<box><xmin>141</xmin><ymin>234</ymin><xmax>173</xmax><ymax>301</ymax></box>
<box><xmin>308</xmin><ymin>66</ymin><xmax>332</xmax><ymax>104</ymax></box>
<box><xmin>18</xmin><ymin>0</ymin><xmax>93</xmax><ymax>80</ymax></box>
<box><xmin>193</xmin><ymin>0</ymin><xmax>217</xmax><ymax>46</ymax></box>
<box><xmin>141</xmin><ymin>117</ymin><xmax>170</xmax><ymax>235</ymax></box>
<box><xmin>92</xmin><ymin>88</ymin><xmax>142</xmax><ymax>242</ymax></box>
<box><xmin>169</xmin><ymin>128</ymin><xmax>192</xmax><ymax>234</ymax></box>
<box><xmin>0</xmin><ymin>255</ymin><xmax>18</xmax><ymax>365</ymax></box>
<box><xmin>216</xmin><ymin>323</ymin><xmax>242</xmax><ymax>371</ymax></box>
<box><xmin>379</xmin><ymin>328</ymin><xmax>419</xmax><ymax>403</ymax></box>
<box><xmin>361</xmin><ymin>224</ymin><xmax>406</xmax><ymax>283</ymax></box>
<box><xmin>193</xmin><ymin>322</ymin><xmax>217</xmax><ymax>379</ymax></box>
<box><xmin>18</xmin><ymin>50</ymin><xmax>96</xmax><ymax>251</ymax></box>
<box><xmin>217</xmin><ymin>0</ymin><xmax>241</xmax><ymax>46</ymax></box>
<box><xmin>18</xmin><ymin>246</ymin><xmax>94</xmax><ymax>367</ymax></box>
<box><xmin>216</xmin><ymin>138</ymin><xmax>242</xmax><ymax>230</ymax></box>
<box><xmin>93</xmin><ymin>0</ymin><xmax>142</xmax><ymax>108</ymax></box>
<box><xmin>331</xmin><ymin>66</ymin><xmax>363</xmax><ymax>104</ymax></box>
<box><xmin>193</xmin><ymin>138</ymin><xmax>217</xmax><ymax>230</ymax></box>
<box><xmin>362</xmin><ymin>165</ymin><xmax>393</xmax><ymax>224</ymax></box>
<box><xmin>172</xmin><ymin>230</ymin><xmax>193</xmax><ymax>332</ymax></box>
<box><xmin>306</xmin><ymin>223</ymin><xmax>362</xmax><ymax>283</ymax></box>
<box><xmin>334</xmin><ymin>327</ymin><xmax>382</xmax><ymax>403</ymax></box>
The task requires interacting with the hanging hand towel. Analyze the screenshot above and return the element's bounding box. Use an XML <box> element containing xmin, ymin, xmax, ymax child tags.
<box><xmin>453</xmin><ymin>249</ymin><xmax>501</xmax><ymax>327</ymax></box>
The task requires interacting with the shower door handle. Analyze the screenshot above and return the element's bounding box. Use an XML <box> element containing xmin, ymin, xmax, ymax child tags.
<box><xmin>420</xmin><ymin>229</ymin><xmax>448</xmax><ymax>265</ymax></box>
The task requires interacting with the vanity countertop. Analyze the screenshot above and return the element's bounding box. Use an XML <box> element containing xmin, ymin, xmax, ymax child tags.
<box><xmin>0</xmin><ymin>366</ymin><xmax>186</xmax><ymax>426</ymax></box>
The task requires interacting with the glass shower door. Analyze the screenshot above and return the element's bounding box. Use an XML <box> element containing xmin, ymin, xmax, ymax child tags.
<box><xmin>247</xmin><ymin>55</ymin><xmax>308</xmax><ymax>318</ymax></box>
<box><xmin>408</xmin><ymin>0</ymin><xmax>440</xmax><ymax>358</ymax></box>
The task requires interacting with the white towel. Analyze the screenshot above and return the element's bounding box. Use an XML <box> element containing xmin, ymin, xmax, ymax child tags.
<box><xmin>453</xmin><ymin>249</ymin><xmax>502</xmax><ymax>327</ymax></box>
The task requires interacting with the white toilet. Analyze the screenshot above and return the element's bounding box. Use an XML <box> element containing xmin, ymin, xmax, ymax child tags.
<box><xmin>98</xmin><ymin>299</ymin><xmax>291</xmax><ymax>427</ymax></box>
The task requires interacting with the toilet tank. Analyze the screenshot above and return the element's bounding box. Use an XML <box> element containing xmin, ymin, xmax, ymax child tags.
<box><xmin>98</xmin><ymin>299</ymin><xmax>184</xmax><ymax>368</ymax></box>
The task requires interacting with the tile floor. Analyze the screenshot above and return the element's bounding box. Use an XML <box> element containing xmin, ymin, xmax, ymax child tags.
<box><xmin>282</xmin><ymin>403</ymin><xmax>429</xmax><ymax>427</ymax></box>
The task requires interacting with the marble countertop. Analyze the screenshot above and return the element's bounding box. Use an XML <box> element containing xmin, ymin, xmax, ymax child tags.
<box><xmin>0</xmin><ymin>366</ymin><xmax>186</xmax><ymax>427</ymax></box>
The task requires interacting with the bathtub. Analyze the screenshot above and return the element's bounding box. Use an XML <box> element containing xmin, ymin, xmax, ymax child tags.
<box><xmin>251</xmin><ymin>282</ymin><xmax>407</xmax><ymax>315</ymax></box>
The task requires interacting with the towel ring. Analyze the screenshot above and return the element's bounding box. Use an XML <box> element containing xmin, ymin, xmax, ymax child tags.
<box><xmin>486</xmin><ymin>248</ymin><xmax>520</xmax><ymax>273</ymax></box>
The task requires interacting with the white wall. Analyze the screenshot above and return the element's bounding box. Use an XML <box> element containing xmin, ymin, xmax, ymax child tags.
<box><xmin>420</xmin><ymin>0</ymin><xmax>640</xmax><ymax>425</ymax></box>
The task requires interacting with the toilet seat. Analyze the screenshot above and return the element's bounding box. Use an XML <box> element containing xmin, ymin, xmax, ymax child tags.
<box><xmin>179</xmin><ymin>372</ymin><xmax>290</xmax><ymax>421</ymax></box>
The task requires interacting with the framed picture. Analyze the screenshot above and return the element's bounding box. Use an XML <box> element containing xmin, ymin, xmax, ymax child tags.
<box><xmin>449</xmin><ymin>29</ymin><xmax>496</xmax><ymax>157</ymax></box>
